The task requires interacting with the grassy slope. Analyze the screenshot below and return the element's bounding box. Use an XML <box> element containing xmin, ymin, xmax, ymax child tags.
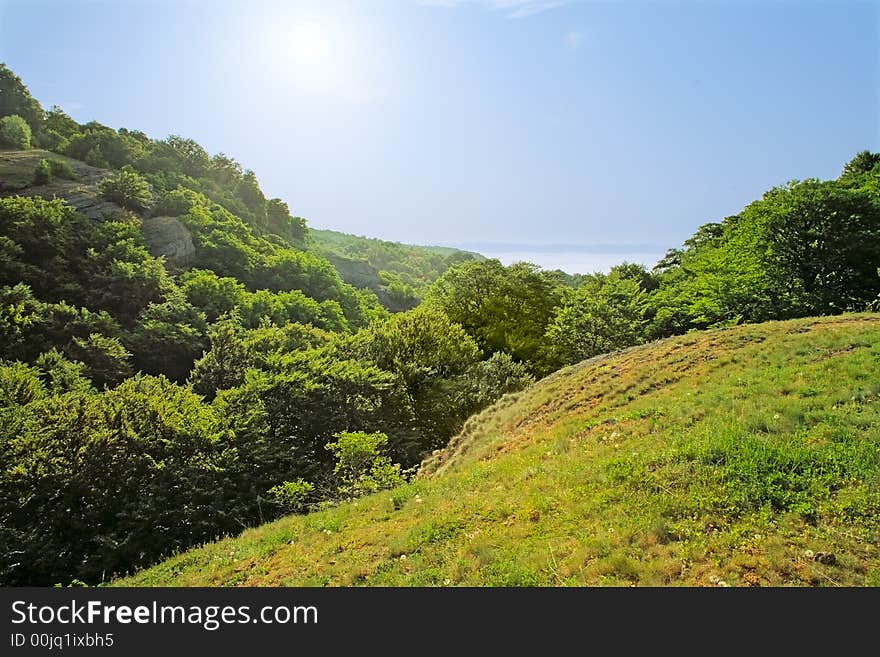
<box><xmin>115</xmin><ymin>314</ymin><xmax>880</xmax><ymax>587</ymax></box>
<box><xmin>0</xmin><ymin>148</ymin><xmax>104</xmax><ymax>187</ymax></box>
<box><xmin>0</xmin><ymin>148</ymin><xmax>125</xmax><ymax>222</ymax></box>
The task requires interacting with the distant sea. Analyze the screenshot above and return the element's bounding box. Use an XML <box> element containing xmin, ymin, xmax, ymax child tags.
<box><xmin>450</xmin><ymin>243</ymin><xmax>667</xmax><ymax>276</ymax></box>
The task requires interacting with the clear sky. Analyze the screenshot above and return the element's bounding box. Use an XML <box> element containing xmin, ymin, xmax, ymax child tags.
<box><xmin>1</xmin><ymin>0</ymin><xmax>878</xmax><ymax>272</ymax></box>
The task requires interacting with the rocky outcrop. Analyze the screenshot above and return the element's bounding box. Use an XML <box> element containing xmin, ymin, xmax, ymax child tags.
<box><xmin>61</xmin><ymin>186</ymin><xmax>122</xmax><ymax>219</ymax></box>
<box><xmin>142</xmin><ymin>215</ymin><xmax>196</xmax><ymax>266</ymax></box>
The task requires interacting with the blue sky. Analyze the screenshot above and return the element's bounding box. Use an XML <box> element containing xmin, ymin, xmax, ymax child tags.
<box><xmin>1</xmin><ymin>0</ymin><xmax>878</xmax><ymax>272</ymax></box>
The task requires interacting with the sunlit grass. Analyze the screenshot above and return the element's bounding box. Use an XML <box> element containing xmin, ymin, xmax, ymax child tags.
<box><xmin>113</xmin><ymin>314</ymin><xmax>880</xmax><ymax>587</ymax></box>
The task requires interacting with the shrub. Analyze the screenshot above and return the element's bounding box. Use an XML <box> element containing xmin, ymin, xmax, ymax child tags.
<box><xmin>0</xmin><ymin>114</ymin><xmax>32</xmax><ymax>149</ymax></box>
<box><xmin>35</xmin><ymin>128</ymin><xmax>69</xmax><ymax>153</ymax></box>
<box><xmin>98</xmin><ymin>169</ymin><xmax>152</xmax><ymax>212</ymax></box>
<box><xmin>266</xmin><ymin>479</ymin><xmax>314</xmax><ymax>514</ymax></box>
<box><xmin>48</xmin><ymin>158</ymin><xmax>76</xmax><ymax>180</ymax></box>
<box><xmin>33</xmin><ymin>159</ymin><xmax>52</xmax><ymax>185</ymax></box>
<box><xmin>325</xmin><ymin>431</ymin><xmax>405</xmax><ymax>499</ymax></box>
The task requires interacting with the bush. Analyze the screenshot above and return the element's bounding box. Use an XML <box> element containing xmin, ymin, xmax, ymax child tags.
<box><xmin>0</xmin><ymin>114</ymin><xmax>32</xmax><ymax>149</ymax></box>
<box><xmin>48</xmin><ymin>158</ymin><xmax>76</xmax><ymax>180</ymax></box>
<box><xmin>325</xmin><ymin>431</ymin><xmax>405</xmax><ymax>499</ymax></box>
<box><xmin>266</xmin><ymin>479</ymin><xmax>314</xmax><ymax>514</ymax></box>
<box><xmin>98</xmin><ymin>169</ymin><xmax>152</xmax><ymax>212</ymax></box>
<box><xmin>34</xmin><ymin>128</ymin><xmax>69</xmax><ymax>153</ymax></box>
<box><xmin>33</xmin><ymin>159</ymin><xmax>52</xmax><ymax>185</ymax></box>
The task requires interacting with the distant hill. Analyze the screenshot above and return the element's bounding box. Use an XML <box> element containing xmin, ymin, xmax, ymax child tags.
<box><xmin>115</xmin><ymin>314</ymin><xmax>880</xmax><ymax>587</ymax></box>
<box><xmin>309</xmin><ymin>228</ymin><xmax>484</xmax><ymax>311</ymax></box>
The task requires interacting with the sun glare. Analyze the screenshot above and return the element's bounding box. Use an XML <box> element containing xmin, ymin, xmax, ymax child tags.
<box><xmin>289</xmin><ymin>23</ymin><xmax>327</xmax><ymax>62</ymax></box>
<box><xmin>254</xmin><ymin>12</ymin><xmax>382</xmax><ymax>104</ymax></box>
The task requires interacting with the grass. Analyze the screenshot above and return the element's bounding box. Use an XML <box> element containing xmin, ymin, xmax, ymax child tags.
<box><xmin>0</xmin><ymin>148</ymin><xmax>94</xmax><ymax>189</ymax></box>
<box><xmin>113</xmin><ymin>314</ymin><xmax>880</xmax><ymax>587</ymax></box>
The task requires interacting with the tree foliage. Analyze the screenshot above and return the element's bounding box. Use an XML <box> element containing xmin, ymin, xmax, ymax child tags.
<box><xmin>0</xmin><ymin>114</ymin><xmax>32</xmax><ymax>149</ymax></box>
<box><xmin>426</xmin><ymin>259</ymin><xmax>564</xmax><ymax>374</ymax></box>
<box><xmin>98</xmin><ymin>169</ymin><xmax>153</xmax><ymax>212</ymax></box>
<box><xmin>0</xmin><ymin>63</ymin><xmax>43</xmax><ymax>131</ymax></box>
<box><xmin>546</xmin><ymin>269</ymin><xmax>650</xmax><ymax>366</ymax></box>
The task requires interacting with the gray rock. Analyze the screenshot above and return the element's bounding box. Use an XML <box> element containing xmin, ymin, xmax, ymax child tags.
<box><xmin>142</xmin><ymin>215</ymin><xmax>196</xmax><ymax>265</ymax></box>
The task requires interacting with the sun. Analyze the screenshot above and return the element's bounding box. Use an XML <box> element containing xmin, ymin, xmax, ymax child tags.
<box><xmin>289</xmin><ymin>23</ymin><xmax>327</xmax><ymax>62</ymax></box>
<box><xmin>255</xmin><ymin>13</ymin><xmax>378</xmax><ymax>103</ymax></box>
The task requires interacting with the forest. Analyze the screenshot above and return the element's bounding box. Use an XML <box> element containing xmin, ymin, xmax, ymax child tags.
<box><xmin>308</xmin><ymin>228</ymin><xmax>483</xmax><ymax>312</ymax></box>
<box><xmin>1</xmin><ymin>61</ymin><xmax>879</xmax><ymax>585</ymax></box>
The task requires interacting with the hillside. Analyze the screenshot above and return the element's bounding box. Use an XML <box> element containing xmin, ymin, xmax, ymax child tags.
<box><xmin>115</xmin><ymin>314</ymin><xmax>880</xmax><ymax>587</ymax></box>
<box><xmin>309</xmin><ymin>228</ymin><xmax>484</xmax><ymax>311</ymax></box>
<box><xmin>2</xmin><ymin>64</ymin><xmax>541</xmax><ymax>586</ymax></box>
<box><xmin>3</xmin><ymin>63</ymin><xmax>879</xmax><ymax>588</ymax></box>
<box><xmin>0</xmin><ymin>149</ymin><xmax>483</xmax><ymax>314</ymax></box>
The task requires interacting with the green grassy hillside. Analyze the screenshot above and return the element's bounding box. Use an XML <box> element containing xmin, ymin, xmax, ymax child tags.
<box><xmin>114</xmin><ymin>314</ymin><xmax>880</xmax><ymax>587</ymax></box>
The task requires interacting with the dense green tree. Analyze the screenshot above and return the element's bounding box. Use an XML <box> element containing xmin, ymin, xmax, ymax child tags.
<box><xmin>0</xmin><ymin>63</ymin><xmax>43</xmax><ymax>131</ymax></box>
<box><xmin>69</xmin><ymin>333</ymin><xmax>133</xmax><ymax>388</ymax></box>
<box><xmin>43</xmin><ymin>105</ymin><xmax>79</xmax><ymax>139</ymax></box>
<box><xmin>208</xmin><ymin>152</ymin><xmax>243</xmax><ymax>187</ymax></box>
<box><xmin>0</xmin><ymin>375</ymin><xmax>226</xmax><ymax>585</ymax></box>
<box><xmin>36</xmin><ymin>106</ymin><xmax>79</xmax><ymax>152</ymax></box>
<box><xmin>546</xmin><ymin>273</ymin><xmax>650</xmax><ymax>366</ymax></box>
<box><xmin>214</xmin><ymin>351</ymin><xmax>393</xmax><ymax>518</ymax></box>
<box><xmin>758</xmin><ymin>180</ymin><xmax>880</xmax><ymax>315</ymax></box>
<box><xmin>650</xmin><ymin>174</ymin><xmax>880</xmax><ymax>335</ymax></box>
<box><xmin>0</xmin><ymin>361</ymin><xmax>45</xmax><ymax>407</ymax></box>
<box><xmin>126</xmin><ymin>293</ymin><xmax>208</xmax><ymax>382</ymax></box>
<box><xmin>348</xmin><ymin>306</ymin><xmax>532</xmax><ymax>461</ymax></box>
<box><xmin>407</xmin><ymin>351</ymin><xmax>532</xmax><ymax>455</ymax></box>
<box><xmin>181</xmin><ymin>268</ymin><xmax>248</xmax><ymax>322</ymax></box>
<box><xmin>242</xmin><ymin>321</ymin><xmax>331</xmax><ymax>369</ymax></box>
<box><xmin>34</xmin><ymin>349</ymin><xmax>94</xmax><ymax>395</ymax></box>
<box><xmin>163</xmin><ymin>135</ymin><xmax>211</xmax><ymax>178</ymax></box>
<box><xmin>98</xmin><ymin>169</ymin><xmax>153</xmax><ymax>212</ymax></box>
<box><xmin>267</xmin><ymin>197</ymin><xmax>308</xmax><ymax>247</ymax></box>
<box><xmin>841</xmin><ymin>150</ymin><xmax>880</xmax><ymax>179</ymax></box>
<box><xmin>426</xmin><ymin>259</ymin><xmax>564</xmax><ymax>374</ymax></box>
<box><xmin>0</xmin><ymin>114</ymin><xmax>32</xmax><ymax>149</ymax></box>
<box><xmin>0</xmin><ymin>197</ymin><xmax>168</xmax><ymax>318</ymax></box>
<box><xmin>359</xmin><ymin>306</ymin><xmax>480</xmax><ymax>389</ymax></box>
<box><xmin>190</xmin><ymin>311</ymin><xmax>250</xmax><ymax>399</ymax></box>
<box><xmin>378</xmin><ymin>270</ymin><xmax>419</xmax><ymax>311</ymax></box>
<box><xmin>237</xmin><ymin>169</ymin><xmax>267</xmax><ymax>219</ymax></box>
<box><xmin>66</xmin><ymin>124</ymin><xmax>145</xmax><ymax>168</ymax></box>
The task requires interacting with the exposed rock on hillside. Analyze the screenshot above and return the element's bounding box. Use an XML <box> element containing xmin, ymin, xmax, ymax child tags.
<box><xmin>142</xmin><ymin>215</ymin><xmax>195</xmax><ymax>265</ymax></box>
